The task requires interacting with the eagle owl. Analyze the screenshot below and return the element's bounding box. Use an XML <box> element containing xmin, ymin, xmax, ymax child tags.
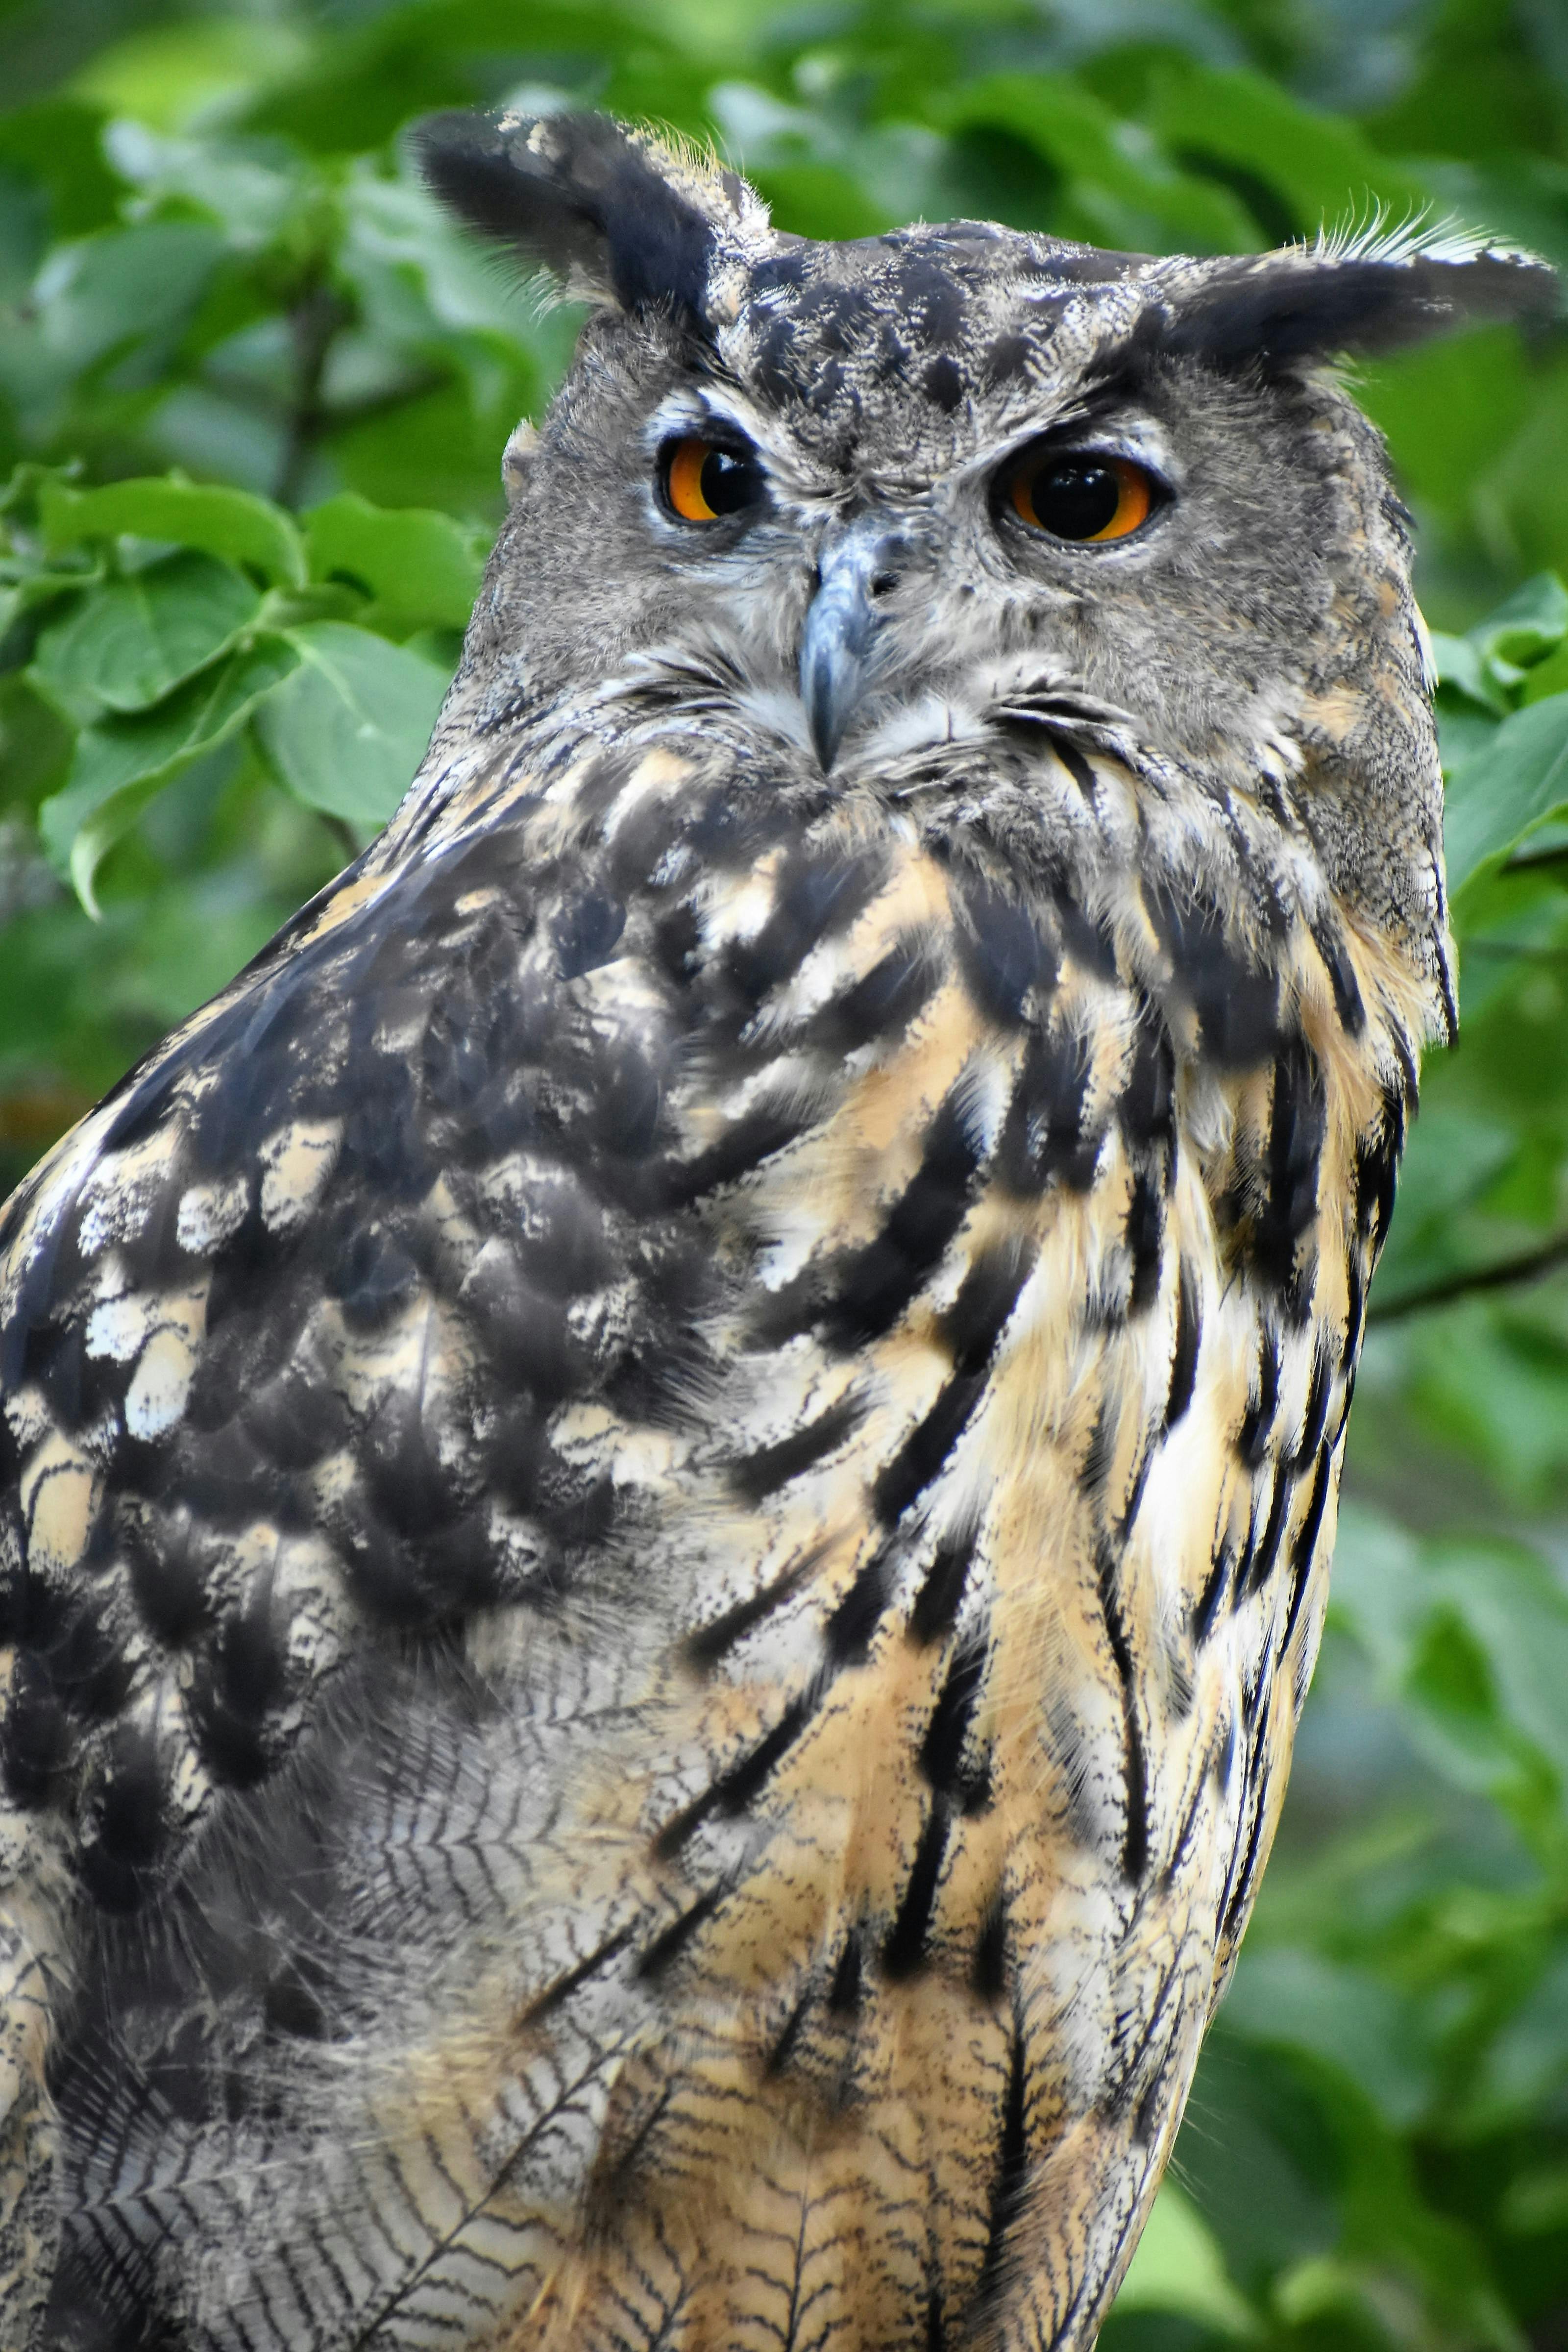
<box><xmin>0</xmin><ymin>109</ymin><xmax>1554</xmax><ymax>2352</ymax></box>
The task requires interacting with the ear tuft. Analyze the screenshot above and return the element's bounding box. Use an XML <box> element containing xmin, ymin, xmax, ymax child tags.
<box><xmin>1161</xmin><ymin>225</ymin><xmax>1558</xmax><ymax>371</ymax></box>
<box><xmin>414</xmin><ymin>109</ymin><xmax>765</xmax><ymax>319</ymax></box>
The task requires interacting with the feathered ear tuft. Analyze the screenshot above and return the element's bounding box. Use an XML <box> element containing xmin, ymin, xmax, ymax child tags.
<box><xmin>414</xmin><ymin>109</ymin><xmax>765</xmax><ymax>319</ymax></box>
<box><xmin>1160</xmin><ymin>225</ymin><xmax>1558</xmax><ymax>370</ymax></box>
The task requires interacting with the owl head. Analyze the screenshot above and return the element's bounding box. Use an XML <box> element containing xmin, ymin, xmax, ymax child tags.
<box><xmin>416</xmin><ymin>110</ymin><xmax>1553</xmax><ymax>951</ymax></box>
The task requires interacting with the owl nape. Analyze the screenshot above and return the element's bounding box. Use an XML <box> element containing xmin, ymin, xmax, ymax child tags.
<box><xmin>0</xmin><ymin>108</ymin><xmax>1555</xmax><ymax>2352</ymax></box>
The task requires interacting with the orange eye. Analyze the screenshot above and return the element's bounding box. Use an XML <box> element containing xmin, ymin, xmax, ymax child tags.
<box><xmin>662</xmin><ymin>436</ymin><xmax>764</xmax><ymax>523</ymax></box>
<box><xmin>1008</xmin><ymin>453</ymin><xmax>1155</xmax><ymax>542</ymax></box>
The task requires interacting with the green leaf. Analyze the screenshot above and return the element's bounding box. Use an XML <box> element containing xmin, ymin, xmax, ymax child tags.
<box><xmin>31</xmin><ymin>551</ymin><xmax>261</xmax><ymax>716</ymax></box>
<box><xmin>939</xmin><ymin>74</ymin><xmax>1257</xmax><ymax>254</ymax></box>
<box><xmin>0</xmin><ymin>552</ymin><xmax>103</xmax><ymax>643</ymax></box>
<box><xmin>1445</xmin><ymin>693</ymin><xmax>1568</xmax><ymax>894</ymax></box>
<box><xmin>1139</xmin><ymin>60</ymin><xmax>1429</xmax><ymax>241</ymax></box>
<box><xmin>39</xmin><ymin>635</ymin><xmax>299</xmax><ymax>913</ymax></box>
<box><xmin>0</xmin><ymin>673</ymin><xmax>74</xmax><ymax>813</ymax></box>
<box><xmin>1431</xmin><ymin>630</ymin><xmax>1508</xmax><ymax>713</ymax></box>
<box><xmin>1223</xmin><ymin>1951</ymin><xmax>1432</xmax><ymax>2130</ymax></box>
<box><xmin>1473</xmin><ymin>573</ymin><xmax>1568</xmax><ymax>671</ymax></box>
<box><xmin>1473</xmin><ymin>1953</ymin><xmax>1568</xmax><ymax>2126</ymax></box>
<box><xmin>102</xmin><ymin>117</ymin><xmax>307</xmax><ymax>252</ymax></box>
<box><xmin>1522</xmin><ymin>639</ymin><xmax>1568</xmax><ymax>706</ymax></box>
<box><xmin>302</xmin><ymin>493</ymin><xmax>487</xmax><ymax>636</ymax></box>
<box><xmin>1112</xmin><ymin>2181</ymin><xmax>1259</xmax><ymax>2337</ymax></box>
<box><xmin>1372</xmin><ymin>1105</ymin><xmax>1518</xmax><ymax>1299</ymax></box>
<box><xmin>0</xmin><ymin>99</ymin><xmax>121</xmax><ymax>241</ymax></box>
<box><xmin>40</xmin><ymin>477</ymin><xmax>307</xmax><ymax>590</ymax></box>
<box><xmin>254</xmin><ymin>622</ymin><xmax>449</xmax><ymax>830</ymax></box>
<box><xmin>68</xmin><ymin>20</ymin><xmax>307</xmax><ymax>136</ymax></box>
<box><xmin>34</xmin><ymin>220</ymin><xmax>224</xmax><ymax>375</ymax></box>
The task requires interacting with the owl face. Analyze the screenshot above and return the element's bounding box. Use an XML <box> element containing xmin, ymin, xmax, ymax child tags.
<box><xmin>487</xmin><ymin>262</ymin><xmax>1366</xmax><ymax>788</ymax></box>
<box><xmin>420</xmin><ymin>111</ymin><xmax>1552</xmax><ymax>946</ymax></box>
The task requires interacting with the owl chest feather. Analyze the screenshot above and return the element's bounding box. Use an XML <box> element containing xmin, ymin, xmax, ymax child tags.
<box><xmin>0</xmin><ymin>717</ymin><xmax>1427</xmax><ymax>2350</ymax></box>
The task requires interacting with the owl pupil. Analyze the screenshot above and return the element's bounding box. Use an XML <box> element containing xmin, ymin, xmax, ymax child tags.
<box><xmin>700</xmin><ymin>448</ymin><xmax>756</xmax><ymax>515</ymax></box>
<box><xmin>1031</xmin><ymin>462</ymin><xmax>1121</xmax><ymax>540</ymax></box>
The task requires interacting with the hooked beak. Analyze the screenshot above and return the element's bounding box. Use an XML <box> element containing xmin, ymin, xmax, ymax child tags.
<box><xmin>799</xmin><ymin>527</ymin><xmax>904</xmax><ymax>771</ymax></box>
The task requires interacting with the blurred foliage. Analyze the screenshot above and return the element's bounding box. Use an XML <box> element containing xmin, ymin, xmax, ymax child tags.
<box><xmin>1</xmin><ymin>0</ymin><xmax>1568</xmax><ymax>2344</ymax></box>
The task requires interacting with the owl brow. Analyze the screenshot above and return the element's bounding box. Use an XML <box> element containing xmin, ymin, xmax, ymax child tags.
<box><xmin>991</xmin><ymin>384</ymin><xmax>1140</xmax><ymax>461</ymax></box>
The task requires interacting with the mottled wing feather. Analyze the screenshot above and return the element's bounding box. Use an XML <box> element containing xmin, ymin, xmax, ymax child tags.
<box><xmin>1</xmin><ymin>717</ymin><xmax>1415</xmax><ymax>2350</ymax></box>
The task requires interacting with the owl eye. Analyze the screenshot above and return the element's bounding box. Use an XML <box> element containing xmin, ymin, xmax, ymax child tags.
<box><xmin>1005</xmin><ymin>453</ymin><xmax>1156</xmax><ymax>543</ymax></box>
<box><xmin>662</xmin><ymin>436</ymin><xmax>765</xmax><ymax>524</ymax></box>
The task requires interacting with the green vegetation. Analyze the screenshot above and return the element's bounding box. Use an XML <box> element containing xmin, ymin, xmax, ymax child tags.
<box><xmin>1</xmin><ymin>0</ymin><xmax>1567</xmax><ymax>2341</ymax></box>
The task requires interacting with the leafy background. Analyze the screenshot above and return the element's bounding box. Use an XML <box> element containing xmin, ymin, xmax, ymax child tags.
<box><xmin>1</xmin><ymin>0</ymin><xmax>1567</xmax><ymax>2342</ymax></box>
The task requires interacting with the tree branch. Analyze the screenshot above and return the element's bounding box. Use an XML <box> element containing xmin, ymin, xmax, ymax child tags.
<box><xmin>276</xmin><ymin>279</ymin><xmax>351</xmax><ymax>511</ymax></box>
<box><xmin>1369</xmin><ymin>1231</ymin><xmax>1568</xmax><ymax>1325</ymax></box>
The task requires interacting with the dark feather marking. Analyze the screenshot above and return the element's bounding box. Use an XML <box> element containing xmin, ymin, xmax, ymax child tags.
<box><xmin>882</xmin><ymin>1800</ymin><xmax>951</xmax><ymax>1979</ymax></box>
<box><xmin>1291</xmin><ymin>1344</ymin><xmax>1331</xmax><ymax>1470</ymax></box>
<box><xmin>1124</xmin><ymin>1171</ymin><xmax>1166</xmax><ymax>1313</ymax></box>
<box><xmin>1252</xmin><ymin>1038</ymin><xmax>1326</xmax><ymax>1301</ymax></box>
<box><xmin>32</xmin><ymin>1580</ymin><xmax>134</xmax><ymax>1728</ymax></box>
<box><xmin>972</xmin><ymin>1890</ymin><xmax>1008</xmax><ymax>2002</ymax></box>
<box><xmin>684</xmin><ymin>1549</ymin><xmax>823</xmax><ymax>1671</ymax></box>
<box><xmin>821</xmin><ymin>1089</ymin><xmax>984</xmax><ymax>1347</ymax></box>
<box><xmin>520</xmin><ymin>1926</ymin><xmax>637</xmax><ymax>2024</ymax></box>
<box><xmin>636</xmin><ymin>1886</ymin><xmax>725</xmax><ymax>1982</ymax></box>
<box><xmin>825</xmin><ymin>1551</ymin><xmax>890</xmax><ymax>1663</ymax></box>
<box><xmin>1309</xmin><ymin>912</ymin><xmax>1366</xmax><ymax>1034</ymax></box>
<box><xmin>1132</xmin><ymin>2053</ymin><xmax>1172</xmax><ymax>2151</ymax></box>
<box><xmin>939</xmin><ymin>1241</ymin><xmax>1034</xmax><ymax>1376</ymax></box>
<box><xmin>924</xmin><ymin>354</ymin><xmax>965</xmax><ymax>411</ymax></box>
<box><xmin>652</xmin><ymin>1693</ymin><xmax>815</xmax><ymax>1858</ymax></box>
<box><xmin>1236</xmin><ymin>1330</ymin><xmax>1281</xmax><ymax>1468</ymax></box>
<box><xmin>1</xmin><ymin>1657</ymin><xmax>72</xmax><ymax>1807</ymax></box>
<box><xmin>1220</xmin><ymin>1773</ymin><xmax>1270</xmax><ymax>1949</ymax></box>
<box><xmin>665</xmin><ymin>1098</ymin><xmax>817</xmax><ymax>1204</ymax></box>
<box><xmin>1165</xmin><ymin>1265</ymin><xmax>1200</xmax><ymax>1428</ymax></box>
<box><xmin>78</xmin><ymin>1729</ymin><xmax>168</xmax><ymax>1912</ymax></box>
<box><xmin>1079</xmin><ymin>1398</ymin><xmax>1116</xmax><ymax>1503</ymax></box>
<box><xmin>908</xmin><ymin>1526</ymin><xmax>979</xmax><ymax>1647</ymax></box>
<box><xmin>993</xmin><ymin>1024</ymin><xmax>1100</xmax><ymax>1195</ymax></box>
<box><xmin>1057</xmin><ymin>899</ymin><xmax>1120</xmax><ymax>983</ymax></box>
<box><xmin>804</xmin><ymin>933</ymin><xmax>941</xmax><ymax>1056</ymax></box>
<box><xmin>920</xmin><ymin>1632</ymin><xmax>992</xmax><ymax>1812</ymax></box>
<box><xmin>325</xmin><ymin>1222</ymin><xmax>420</xmax><ymax>1333</ymax></box>
<box><xmin>188</xmin><ymin>1585</ymin><xmax>292</xmax><ymax>1787</ymax></box>
<box><xmin>1278</xmin><ymin>1446</ymin><xmax>1333</xmax><ymax>1655</ymax></box>
<box><xmin>976</xmin><ymin>2015</ymin><xmax>1029</xmax><ymax>2310</ymax></box>
<box><xmin>873</xmin><ymin>1372</ymin><xmax>987</xmax><ymax>1531</ymax></box>
<box><xmin>1054</xmin><ymin>739</ymin><xmax>1098</xmax><ymax>801</ymax></box>
<box><xmin>1160</xmin><ymin>1758</ymin><xmax>1215</xmax><ymax>1894</ymax></box>
<box><xmin>553</xmin><ymin>889</ymin><xmax>626</xmax><ymax>980</ymax></box>
<box><xmin>952</xmin><ymin>877</ymin><xmax>1057</xmax><ymax>1027</ymax></box>
<box><xmin>1115</xmin><ymin>1426</ymin><xmax>1157</xmax><ymax>1547</ymax></box>
<box><xmin>1145</xmin><ymin>877</ymin><xmax>1281</xmax><ymax>1067</ymax></box>
<box><xmin>828</xmin><ymin>1925</ymin><xmax>865</xmax><ymax>2016</ymax></box>
<box><xmin>1119</xmin><ymin>1013</ymin><xmax>1176</xmax><ymax>1154</ymax></box>
<box><xmin>723</xmin><ymin>845</ymin><xmax>886</xmax><ymax>1006</ymax></box>
<box><xmin>1097</xmin><ymin>1548</ymin><xmax>1150</xmax><ymax>1880</ymax></box>
<box><xmin>728</xmin><ymin>1391</ymin><xmax>867</xmax><ymax>1504</ymax></box>
<box><xmin>1343</xmin><ymin>1255</ymin><xmax>1367</xmax><ymax>1372</ymax></box>
<box><xmin>1242</xmin><ymin>1468</ymin><xmax>1292</xmax><ymax>1600</ymax></box>
<box><xmin>1354</xmin><ymin>1096</ymin><xmax>1403</xmax><ymax>1253</ymax></box>
<box><xmin>765</xmin><ymin>1980</ymin><xmax>815</xmax><ymax>2076</ymax></box>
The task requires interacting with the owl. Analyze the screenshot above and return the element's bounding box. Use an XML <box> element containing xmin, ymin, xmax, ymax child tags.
<box><xmin>0</xmin><ymin>108</ymin><xmax>1554</xmax><ymax>2352</ymax></box>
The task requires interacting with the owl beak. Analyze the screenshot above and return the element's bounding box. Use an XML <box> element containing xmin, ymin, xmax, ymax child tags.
<box><xmin>799</xmin><ymin>529</ymin><xmax>901</xmax><ymax>771</ymax></box>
